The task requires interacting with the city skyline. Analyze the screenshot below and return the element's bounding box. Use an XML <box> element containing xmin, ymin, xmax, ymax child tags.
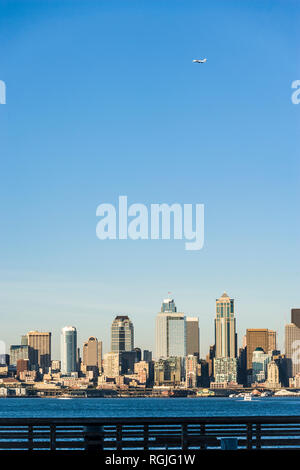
<box><xmin>2</xmin><ymin>292</ymin><xmax>298</xmax><ymax>362</ymax></box>
<box><xmin>3</xmin><ymin>296</ymin><xmax>300</xmax><ymax>393</ymax></box>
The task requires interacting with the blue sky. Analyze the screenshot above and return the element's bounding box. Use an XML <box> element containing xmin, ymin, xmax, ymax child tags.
<box><xmin>0</xmin><ymin>0</ymin><xmax>299</xmax><ymax>358</ymax></box>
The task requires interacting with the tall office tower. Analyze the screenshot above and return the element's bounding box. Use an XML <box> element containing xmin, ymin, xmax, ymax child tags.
<box><xmin>186</xmin><ymin>317</ymin><xmax>200</xmax><ymax>356</ymax></box>
<box><xmin>27</xmin><ymin>331</ymin><xmax>51</xmax><ymax>371</ymax></box>
<box><xmin>82</xmin><ymin>337</ymin><xmax>102</xmax><ymax>369</ymax></box>
<box><xmin>285</xmin><ymin>309</ymin><xmax>300</xmax><ymax>378</ymax></box>
<box><xmin>246</xmin><ymin>329</ymin><xmax>277</xmax><ymax>370</ymax></box>
<box><xmin>61</xmin><ymin>326</ymin><xmax>77</xmax><ymax>375</ymax></box>
<box><xmin>213</xmin><ymin>293</ymin><xmax>237</xmax><ymax>384</ymax></box>
<box><xmin>111</xmin><ymin>316</ymin><xmax>134</xmax><ymax>353</ymax></box>
<box><xmin>215</xmin><ymin>293</ymin><xmax>236</xmax><ymax>358</ymax></box>
<box><xmin>155</xmin><ymin>298</ymin><xmax>186</xmax><ymax>359</ymax></box>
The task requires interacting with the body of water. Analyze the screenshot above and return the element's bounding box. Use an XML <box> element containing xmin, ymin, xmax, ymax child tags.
<box><xmin>0</xmin><ymin>397</ymin><xmax>300</xmax><ymax>418</ymax></box>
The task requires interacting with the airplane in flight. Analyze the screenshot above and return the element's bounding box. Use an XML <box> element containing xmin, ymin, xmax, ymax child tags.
<box><xmin>192</xmin><ymin>58</ymin><xmax>207</xmax><ymax>63</ymax></box>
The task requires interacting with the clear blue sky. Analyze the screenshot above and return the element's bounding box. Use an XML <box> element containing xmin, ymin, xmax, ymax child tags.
<box><xmin>0</xmin><ymin>0</ymin><xmax>299</xmax><ymax>359</ymax></box>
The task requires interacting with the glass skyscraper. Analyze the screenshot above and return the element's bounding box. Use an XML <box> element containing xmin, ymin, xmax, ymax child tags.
<box><xmin>155</xmin><ymin>298</ymin><xmax>186</xmax><ymax>359</ymax></box>
<box><xmin>61</xmin><ymin>326</ymin><xmax>77</xmax><ymax>375</ymax></box>
<box><xmin>111</xmin><ymin>316</ymin><xmax>134</xmax><ymax>353</ymax></box>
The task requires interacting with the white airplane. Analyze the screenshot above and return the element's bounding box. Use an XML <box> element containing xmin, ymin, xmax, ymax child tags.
<box><xmin>192</xmin><ymin>58</ymin><xmax>207</xmax><ymax>63</ymax></box>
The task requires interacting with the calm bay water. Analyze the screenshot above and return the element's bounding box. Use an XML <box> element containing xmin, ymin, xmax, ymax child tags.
<box><xmin>0</xmin><ymin>397</ymin><xmax>300</xmax><ymax>418</ymax></box>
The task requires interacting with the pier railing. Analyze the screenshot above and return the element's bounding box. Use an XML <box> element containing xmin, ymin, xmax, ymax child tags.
<box><xmin>1</xmin><ymin>416</ymin><xmax>300</xmax><ymax>450</ymax></box>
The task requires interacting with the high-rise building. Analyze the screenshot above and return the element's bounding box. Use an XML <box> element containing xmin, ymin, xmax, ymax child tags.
<box><xmin>246</xmin><ymin>329</ymin><xmax>277</xmax><ymax>370</ymax></box>
<box><xmin>186</xmin><ymin>317</ymin><xmax>199</xmax><ymax>356</ymax></box>
<box><xmin>111</xmin><ymin>316</ymin><xmax>134</xmax><ymax>353</ymax></box>
<box><xmin>27</xmin><ymin>331</ymin><xmax>51</xmax><ymax>371</ymax></box>
<box><xmin>213</xmin><ymin>293</ymin><xmax>237</xmax><ymax>384</ymax></box>
<box><xmin>61</xmin><ymin>326</ymin><xmax>77</xmax><ymax>375</ymax></box>
<box><xmin>155</xmin><ymin>298</ymin><xmax>186</xmax><ymax>359</ymax></box>
<box><xmin>82</xmin><ymin>337</ymin><xmax>102</xmax><ymax>371</ymax></box>
<box><xmin>215</xmin><ymin>293</ymin><xmax>236</xmax><ymax>358</ymax></box>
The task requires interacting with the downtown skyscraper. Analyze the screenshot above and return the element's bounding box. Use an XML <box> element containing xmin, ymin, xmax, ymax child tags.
<box><xmin>213</xmin><ymin>292</ymin><xmax>237</xmax><ymax>384</ymax></box>
<box><xmin>27</xmin><ymin>331</ymin><xmax>51</xmax><ymax>371</ymax></box>
<box><xmin>111</xmin><ymin>316</ymin><xmax>134</xmax><ymax>353</ymax></box>
<box><xmin>61</xmin><ymin>326</ymin><xmax>77</xmax><ymax>375</ymax></box>
<box><xmin>155</xmin><ymin>298</ymin><xmax>186</xmax><ymax>359</ymax></box>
